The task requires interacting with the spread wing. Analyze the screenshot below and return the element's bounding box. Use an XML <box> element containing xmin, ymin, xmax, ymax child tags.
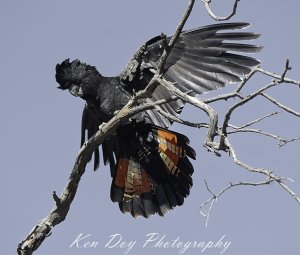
<box><xmin>120</xmin><ymin>22</ymin><xmax>262</xmax><ymax>127</ymax></box>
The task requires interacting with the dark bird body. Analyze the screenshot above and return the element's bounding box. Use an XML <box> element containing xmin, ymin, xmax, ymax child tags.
<box><xmin>56</xmin><ymin>23</ymin><xmax>261</xmax><ymax>218</ymax></box>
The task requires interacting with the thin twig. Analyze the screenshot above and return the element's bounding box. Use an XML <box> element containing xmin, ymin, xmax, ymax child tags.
<box><xmin>236</xmin><ymin>68</ymin><xmax>259</xmax><ymax>93</ymax></box>
<box><xmin>202</xmin><ymin>0</ymin><xmax>240</xmax><ymax>21</ymax></box>
<box><xmin>199</xmin><ymin>178</ymin><xmax>275</xmax><ymax>226</ymax></box>
<box><xmin>199</xmin><ymin>132</ymin><xmax>300</xmax><ymax>225</ymax></box>
<box><xmin>222</xmin><ymin>80</ymin><xmax>278</xmax><ymax>136</ymax></box>
<box><xmin>279</xmin><ymin>137</ymin><xmax>300</xmax><ymax>147</ymax></box>
<box><xmin>229</xmin><ymin>112</ymin><xmax>280</xmax><ymax>129</ymax></box>
<box><xmin>280</xmin><ymin>59</ymin><xmax>292</xmax><ymax>81</ymax></box>
<box><xmin>224</xmin><ymin>136</ymin><xmax>300</xmax><ymax>205</ymax></box>
<box><xmin>227</xmin><ymin>127</ymin><xmax>289</xmax><ymax>145</ymax></box>
<box><xmin>202</xmin><ymin>91</ymin><xmax>242</xmax><ymax>104</ymax></box>
<box><xmin>257</xmin><ymin>67</ymin><xmax>300</xmax><ymax>86</ymax></box>
<box><xmin>260</xmin><ymin>93</ymin><xmax>300</xmax><ymax>117</ymax></box>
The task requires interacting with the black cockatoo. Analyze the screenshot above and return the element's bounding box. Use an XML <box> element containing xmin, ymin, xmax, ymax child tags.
<box><xmin>55</xmin><ymin>23</ymin><xmax>261</xmax><ymax>218</ymax></box>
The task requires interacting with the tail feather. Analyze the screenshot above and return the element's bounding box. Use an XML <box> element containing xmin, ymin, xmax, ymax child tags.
<box><xmin>110</xmin><ymin>123</ymin><xmax>196</xmax><ymax>218</ymax></box>
<box><xmin>142</xmin><ymin>193</ymin><xmax>158</xmax><ymax>217</ymax></box>
<box><xmin>153</xmin><ymin>183</ymin><xmax>172</xmax><ymax>216</ymax></box>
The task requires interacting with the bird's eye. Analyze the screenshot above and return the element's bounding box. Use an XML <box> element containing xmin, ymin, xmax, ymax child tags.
<box><xmin>68</xmin><ymin>84</ymin><xmax>80</xmax><ymax>97</ymax></box>
<box><xmin>64</xmin><ymin>81</ymin><xmax>71</xmax><ymax>89</ymax></box>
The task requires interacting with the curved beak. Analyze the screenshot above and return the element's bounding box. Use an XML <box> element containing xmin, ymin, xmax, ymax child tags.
<box><xmin>68</xmin><ymin>84</ymin><xmax>83</xmax><ymax>97</ymax></box>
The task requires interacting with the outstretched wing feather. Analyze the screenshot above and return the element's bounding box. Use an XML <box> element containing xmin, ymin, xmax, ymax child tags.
<box><xmin>120</xmin><ymin>22</ymin><xmax>261</xmax><ymax>128</ymax></box>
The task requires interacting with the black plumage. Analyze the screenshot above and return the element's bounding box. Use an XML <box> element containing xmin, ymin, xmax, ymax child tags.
<box><xmin>55</xmin><ymin>22</ymin><xmax>261</xmax><ymax>217</ymax></box>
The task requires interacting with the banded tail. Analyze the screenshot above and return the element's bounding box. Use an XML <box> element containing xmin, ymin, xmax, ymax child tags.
<box><xmin>110</xmin><ymin>123</ymin><xmax>196</xmax><ymax>218</ymax></box>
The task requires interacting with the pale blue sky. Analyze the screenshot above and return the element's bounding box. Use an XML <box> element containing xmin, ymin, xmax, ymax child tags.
<box><xmin>1</xmin><ymin>1</ymin><xmax>300</xmax><ymax>255</ymax></box>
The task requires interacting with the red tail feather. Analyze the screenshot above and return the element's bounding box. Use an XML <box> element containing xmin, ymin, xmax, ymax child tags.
<box><xmin>110</xmin><ymin>123</ymin><xmax>196</xmax><ymax>218</ymax></box>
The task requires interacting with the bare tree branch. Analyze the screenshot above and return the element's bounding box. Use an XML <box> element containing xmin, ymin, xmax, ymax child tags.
<box><xmin>279</xmin><ymin>137</ymin><xmax>300</xmax><ymax>147</ymax></box>
<box><xmin>229</xmin><ymin>111</ymin><xmax>281</xmax><ymax>129</ymax></box>
<box><xmin>224</xmin><ymin>136</ymin><xmax>300</xmax><ymax>205</ymax></box>
<box><xmin>228</xmin><ymin>127</ymin><xmax>289</xmax><ymax>144</ymax></box>
<box><xmin>260</xmin><ymin>93</ymin><xmax>300</xmax><ymax>117</ymax></box>
<box><xmin>197</xmin><ymin>63</ymin><xmax>300</xmax><ymax>225</ymax></box>
<box><xmin>199</xmin><ymin>178</ymin><xmax>275</xmax><ymax>227</ymax></box>
<box><xmin>222</xmin><ymin>80</ymin><xmax>277</xmax><ymax>136</ymax></box>
<box><xmin>202</xmin><ymin>0</ymin><xmax>240</xmax><ymax>21</ymax></box>
<box><xmin>257</xmin><ymin>67</ymin><xmax>300</xmax><ymax>86</ymax></box>
<box><xmin>221</xmin><ymin>62</ymin><xmax>299</xmax><ymax>139</ymax></box>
